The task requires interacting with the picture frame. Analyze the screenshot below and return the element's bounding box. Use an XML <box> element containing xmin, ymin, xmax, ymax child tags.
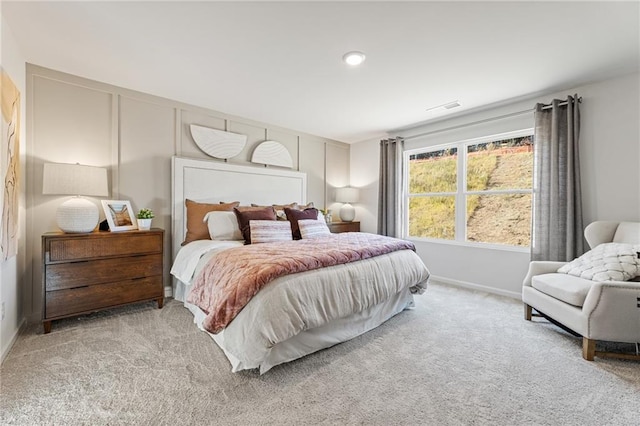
<box><xmin>101</xmin><ymin>200</ymin><xmax>137</xmax><ymax>232</ymax></box>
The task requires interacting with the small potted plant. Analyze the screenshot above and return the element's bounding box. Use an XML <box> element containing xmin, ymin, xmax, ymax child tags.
<box><xmin>136</xmin><ymin>208</ymin><xmax>154</xmax><ymax>230</ymax></box>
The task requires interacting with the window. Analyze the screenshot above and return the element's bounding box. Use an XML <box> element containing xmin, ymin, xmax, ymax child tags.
<box><xmin>405</xmin><ymin>130</ymin><xmax>533</xmax><ymax>247</ymax></box>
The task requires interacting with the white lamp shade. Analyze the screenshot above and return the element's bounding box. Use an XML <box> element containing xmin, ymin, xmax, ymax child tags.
<box><xmin>43</xmin><ymin>163</ymin><xmax>108</xmax><ymax>196</ymax></box>
<box><xmin>43</xmin><ymin>162</ymin><xmax>108</xmax><ymax>233</ymax></box>
<box><xmin>335</xmin><ymin>187</ymin><xmax>360</xmax><ymax>203</ymax></box>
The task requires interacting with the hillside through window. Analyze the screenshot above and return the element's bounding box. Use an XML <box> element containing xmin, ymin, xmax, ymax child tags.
<box><xmin>405</xmin><ymin>130</ymin><xmax>533</xmax><ymax>247</ymax></box>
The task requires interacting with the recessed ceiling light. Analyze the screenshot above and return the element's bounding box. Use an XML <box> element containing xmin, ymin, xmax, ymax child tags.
<box><xmin>343</xmin><ymin>51</ymin><xmax>366</xmax><ymax>66</ymax></box>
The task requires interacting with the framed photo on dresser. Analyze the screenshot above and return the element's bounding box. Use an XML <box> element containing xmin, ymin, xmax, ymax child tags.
<box><xmin>101</xmin><ymin>200</ymin><xmax>137</xmax><ymax>231</ymax></box>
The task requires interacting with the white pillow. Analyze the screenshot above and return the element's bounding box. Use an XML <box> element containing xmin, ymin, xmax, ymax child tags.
<box><xmin>204</xmin><ymin>211</ymin><xmax>243</xmax><ymax>241</ymax></box>
<box><xmin>557</xmin><ymin>242</ymin><xmax>640</xmax><ymax>281</ymax></box>
<box><xmin>249</xmin><ymin>220</ymin><xmax>293</xmax><ymax>244</ymax></box>
<box><xmin>298</xmin><ymin>219</ymin><xmax>331</xmax><ymax>239</ymax></box>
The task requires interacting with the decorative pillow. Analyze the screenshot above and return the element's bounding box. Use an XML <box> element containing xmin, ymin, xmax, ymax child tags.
<box><xmin>284</xmin><ymin>207</ymin><xmax>318</xmax><ymax>240</ymax></box>
<box><xmin>182</xmin><ymin>200</ymin><xmax>239</xmax><ymax>246</ymax></box>
<box><xmin>299</xmin><ymin>202</ymin><xmax>314</xmax><ymax>210</ymax></box>
<box><xmin>234</xmin><ymin>206</ymin><xmax>277</xmax><ymax>244</ymax></box>
<box><xmin>249</xmin><ymin>220</ymin><xmax>293</xmax><ymax>244</ymax></box>
<box><xmin>251</xmin><ymin>203</ymin><xmax>298</xmax><ymax>221</ymax></box>
<box><xmin>235</xmin><ymin>205</ymin><xmax>273</xmax><ymax>212</ymax></box>
<box><xmin>298</xmin><ymin>219</ymin><xmax>331</xmax><ymax>239</ymax></box>
<box><xmin>252</xmin><ymin>202</ymin><xmax>298</xmax><ymax>209</ymax></box>
<box><xmin>557</xmin><ymin>242</ymin><xmax>640</xmax><ymax>281</ymax></box>
<box><xmin>204</xmin><ymin>211</ymin><xmax>243</xmax><ymax>241</ymax></box>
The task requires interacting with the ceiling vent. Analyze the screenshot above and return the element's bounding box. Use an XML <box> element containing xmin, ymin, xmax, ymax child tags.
<box><xmin>425</xmin><ymin>100</ymin><xmax>461</xmax><ymax>112</ymax></box>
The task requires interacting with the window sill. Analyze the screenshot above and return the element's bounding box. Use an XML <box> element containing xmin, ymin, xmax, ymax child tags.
<box><xmin>406</xmin><ymin>236</ymin><xmax>530</xmax><ymax>254</ymax></box>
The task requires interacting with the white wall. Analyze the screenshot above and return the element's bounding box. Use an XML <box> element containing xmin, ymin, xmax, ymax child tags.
<box><xmin>1</xmin><ymin>15</ymin><xmax>27</xmax><ymax>362</ymax></box>
<box><xmin>351</xmin><ymin>72</ymin><xmax>640</xmax><ymax>298</ymax></box>
<box><xmin>350</xmin><ymin>139</ymin><xmax>379</xmax><ymax>233</ymax></box>
<box><xmin>25</xmin><ymin>64</ymin><xmax>350</xmax><ymax>323</ymax></box>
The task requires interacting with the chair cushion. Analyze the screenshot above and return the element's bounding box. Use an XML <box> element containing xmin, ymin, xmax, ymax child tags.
<box><xmin>531</xmin><ymin>273</ymin><xmax>595</xmax><ymax>307</ymax></box>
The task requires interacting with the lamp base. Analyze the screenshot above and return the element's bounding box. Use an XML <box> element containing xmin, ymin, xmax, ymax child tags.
<box><xmin>56</xmin><ymin>197</ymin><xmax>99</xmax><ymax>233</ymax></box>
<box><xmin>339</xmin><ymin>203</ymin><xmax>356</xmax><ymax>222</ymax></box>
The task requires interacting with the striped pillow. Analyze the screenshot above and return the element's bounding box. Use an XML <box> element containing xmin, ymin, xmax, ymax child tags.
<box><xmin>298</xmin><ymin>219</ymin><xmax>331</xmax><ymax>239</ymax></box>
<box><xmin>284</xmin><ymin>207</ymin><xmax>319</xmax><ymax>239</ymax></box>
<box><xmin>249</xmin><ymin>220</ymin><xmax>293</xmax><ymax>244</ymax></box>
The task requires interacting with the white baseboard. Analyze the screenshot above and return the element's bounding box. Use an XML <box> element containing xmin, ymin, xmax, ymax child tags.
<box><xmin>1</xmin><ymin>317</ymin><xmax>26</xmax><ymax>365</ymax></box>
<box><xmin>429</xmin><ymin>275</ymin><xmax>522</xmax><ymax>300</ymax></box>
<box><xmin>164</xmin><ymin>286</ymin><xmax>173</xmax><ymax>298</ymax></box>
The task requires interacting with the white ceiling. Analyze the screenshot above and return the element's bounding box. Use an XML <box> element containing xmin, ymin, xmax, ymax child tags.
<box><xmin>3</xmin><ymin>1</ymin><xmax>639</xmax><ymax>144</ymax></box>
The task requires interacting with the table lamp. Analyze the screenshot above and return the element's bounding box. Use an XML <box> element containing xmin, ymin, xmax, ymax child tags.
<box><xmin>335</xmin><ymin>187</ymin><xmax>360</xmax><ymax>222</ymax></box>
<box><xmin>43</xmin><ymin>162</ymin><xmax>109</xmax><ymax>233</ymax></box>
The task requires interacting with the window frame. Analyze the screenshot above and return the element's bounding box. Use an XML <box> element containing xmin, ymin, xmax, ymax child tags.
<box><xmin>403</xmin><ymin>128</ymin><xmax>534</xmax><ymax>251</ymax></box>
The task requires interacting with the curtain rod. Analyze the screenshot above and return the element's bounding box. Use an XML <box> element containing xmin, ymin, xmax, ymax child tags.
<box><xmin>403</xmin><ymin>97</ymin><xmax>582</xmax><ymax>141</ymax></box>
<box><xmin>539</xmin><ymin>96</ymin><xmax>582</xmax><ymax>110</ymax></box>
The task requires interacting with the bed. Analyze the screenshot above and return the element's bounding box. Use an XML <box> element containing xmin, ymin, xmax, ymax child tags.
<box><xmin>170</xmin><ymin>156</ymin><xmax>430</xmax><ymax>373</ymax></box>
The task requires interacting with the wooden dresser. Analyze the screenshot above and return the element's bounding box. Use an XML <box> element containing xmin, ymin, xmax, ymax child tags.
<box><xmin>327</xmin><ymin>221</ymin><xmax>360</xmax><ymax>233</ymax></box>
<box><xmin>42</xmin><ymin>229</ymin><xmax>164</xmax><ymax>333</ymax></box>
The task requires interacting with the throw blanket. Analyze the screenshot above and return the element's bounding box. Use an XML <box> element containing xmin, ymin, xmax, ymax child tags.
<box><xmin>187</xmin><ymin>233</ymin><xmax>416</xmax><ymax>333</ymax></box>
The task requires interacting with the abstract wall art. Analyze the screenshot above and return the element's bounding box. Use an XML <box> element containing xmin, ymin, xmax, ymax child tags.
<box><xmin>189</xmin><ymin>124</ymin><xmax>247</xmax><ymax>160</ymax></box>
<box><xmin>1</xmin><ymin>68</ymin><xmax>21</xmax><ymax>261</ymax></box>
<box><xmin>251</xmin><ymin>140</ymin><xmax>293</xmax><ymax>168</ymax></box>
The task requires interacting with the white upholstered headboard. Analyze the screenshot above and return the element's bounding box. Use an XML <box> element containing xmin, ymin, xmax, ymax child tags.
<box><xmin>171</xmin><ymin>156</ymin><xmax>307</xmax><ymax>258</ymax></box>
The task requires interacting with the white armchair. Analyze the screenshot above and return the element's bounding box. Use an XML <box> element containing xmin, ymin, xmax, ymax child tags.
<box><xmin>522</xmin><ymin>221</ymin><xmax>640</xmax><ymax>360</ymax></box>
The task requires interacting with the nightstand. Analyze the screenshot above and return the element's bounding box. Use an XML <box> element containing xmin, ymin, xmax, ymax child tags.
<box><xmin>42</xmin><ymin>229</ymin><xmax>164</xmax><ymax>333</ymax></box>
<box><xmin>327</xmin><ymin>221</ymin><xmax>360</xmax><ymax>233</ymax></box>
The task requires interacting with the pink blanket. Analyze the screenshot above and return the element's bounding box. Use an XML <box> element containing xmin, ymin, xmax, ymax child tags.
<box><xmin>187</xmin><ymin>233</ymin><xmax>416</xmax><ymax>333</ymax></box>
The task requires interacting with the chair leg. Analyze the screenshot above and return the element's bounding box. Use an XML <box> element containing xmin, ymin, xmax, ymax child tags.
<box><xmin>524</xmin><ymin>304</ymin><xmax>532</xmax><ymax>321</ymax></box>
<box><xmin>582</xmin><ymin>337</ymin><xmax>595</xmax><ymax>361</ymax></box>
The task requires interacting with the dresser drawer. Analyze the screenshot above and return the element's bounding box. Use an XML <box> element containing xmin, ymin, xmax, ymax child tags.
<box><xmin>45</xmin><ymin>254</ymin><xmax>162</xmax><ymax>291</ymax></box>
<box><xmin>46</xmin><ymin>233</ymin><xmax>162</xmax><ymax>262</ymax></box>
<box><xmin>42</xmin><ymin>229</ymin><xmax>165</xmax><ymax>333</ymax></box>
<box><xmin>328</xmin><ymin>221</ymin><xmax>360</xmax><ymax>233</ymax></box>
<box><xmin>45</xmin><ymin>276</ymin><xmax>163</xmax><ymax>319</ymax></box>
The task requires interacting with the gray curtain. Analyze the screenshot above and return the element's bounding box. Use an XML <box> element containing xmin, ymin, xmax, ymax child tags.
<box><xmin>532</xmin><ymin>94</ymin><xmax>583</xmax><ymax>261</ymax></box>
<box><xmin>378</xmin><ymin>137</ymin><xmax>404</xmax><ymax>237</ymax></box>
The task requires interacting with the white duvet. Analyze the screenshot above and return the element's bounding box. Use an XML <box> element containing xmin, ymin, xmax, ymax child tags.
<box><xmin>171</xmin><ymin>240</ymin><xmax>430</xmax><ymax>373</ymax></box>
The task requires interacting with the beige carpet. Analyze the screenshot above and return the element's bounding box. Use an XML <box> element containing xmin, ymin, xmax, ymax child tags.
<box><xmin>1</xmin><ymin>282</ymin><xmax>639</xmax><ymax>425</ymax></box>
